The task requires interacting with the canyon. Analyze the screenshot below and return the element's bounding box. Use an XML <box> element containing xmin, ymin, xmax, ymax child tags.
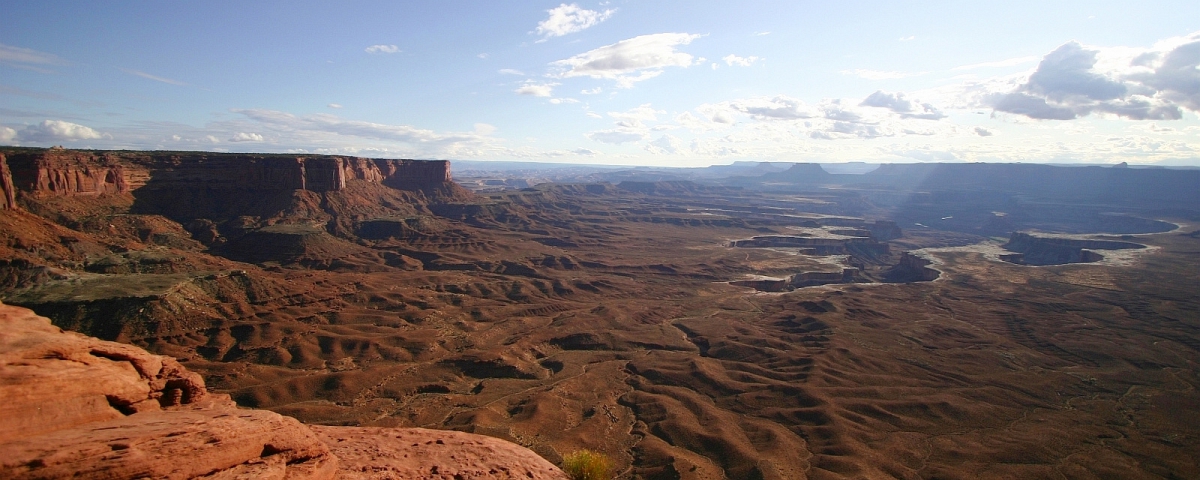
<box><xmin>2</xmin><ymin>147</ymin><xmax>1200</xmax><ymax>478</ymax></box>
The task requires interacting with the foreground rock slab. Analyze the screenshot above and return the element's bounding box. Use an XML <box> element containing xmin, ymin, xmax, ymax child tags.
<box><xmin>314</xmin><ymin>426</ymin><xmax>569</xmax><ymax>480</ymax></box>
<box><xmin>0</xmin><ymin>301</ymin><xmax>337</xmax><ymax>479</ymax></box>
<box><xmin>0</xmin><ymin>301</ymin><xmax>570</xmax><ymax>479</ymax></box>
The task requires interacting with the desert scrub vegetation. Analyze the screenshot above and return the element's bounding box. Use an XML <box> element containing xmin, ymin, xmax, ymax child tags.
<box><xmin>562</xmin><ymin>449</ymin><xmax>613</xmax><ymax>480</ymax></box>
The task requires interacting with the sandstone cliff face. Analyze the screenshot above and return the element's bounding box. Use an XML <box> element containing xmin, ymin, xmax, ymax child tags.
<box><xmin>0</xmin><ymin>301</ymin><xmax>569</xmax><ymax>480</ymax></box>
<box><xmin>5</xmin><ymin>150</ymin><xmax>129</xmax><ymax>198</ymax></box>
<box><xmin>0</xmin><ymin>154</ymin><xmax>16</xmax><ymax>210</ymax></box>
<box><xmin>1</xmin><ymin>149</ymin><xmax>454</xmax><ymax>199</ymax></box>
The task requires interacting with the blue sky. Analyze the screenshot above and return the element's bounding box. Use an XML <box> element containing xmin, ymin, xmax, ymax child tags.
<box><xmin>2</xmin><ymin>1</ymin><xmax>1199</xmax><ymax>166</ymax></box>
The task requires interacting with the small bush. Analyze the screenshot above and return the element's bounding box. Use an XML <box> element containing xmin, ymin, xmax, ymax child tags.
<box><xmin>562</xmin><ymin>449</ymin><xmax>613</xmax><ymax>480</ymax></box>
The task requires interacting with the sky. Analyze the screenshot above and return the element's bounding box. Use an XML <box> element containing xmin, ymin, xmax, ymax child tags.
<box><xmin>2</xmin><ymin>1</ymin><xmax>1199</xmax><ymax>167</ymax></box>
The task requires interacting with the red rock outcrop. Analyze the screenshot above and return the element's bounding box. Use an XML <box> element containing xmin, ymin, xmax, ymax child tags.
<box><xmin>0</xmin><ymin>154</ymin><xmax>16</xmax><ymax>210</ymax></box>
<box><xmin>0</xmin><ymin>300</ymin><xmax>338</xmax><ymax>479</ymax></box>
<box><xmin>0</xmin><ymin>301</ymin><xmax>570</xmax><ymax>480</ymax></box>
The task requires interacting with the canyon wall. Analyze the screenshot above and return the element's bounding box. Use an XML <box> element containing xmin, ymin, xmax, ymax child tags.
<box><xmin>0</xmin><ymin>148</ymin><xmax>453</xmax><ymax>199</ymax></box>
<box><xmin>0</xmin><ymin>154</ymin><xmax>16</xmax><ymax>210</ymax></box>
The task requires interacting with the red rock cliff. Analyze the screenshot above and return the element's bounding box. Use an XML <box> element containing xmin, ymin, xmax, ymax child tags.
<box><xmin>1</xmin><ymin>149</ymin><xmax>454</xmax><ymax>198</ymax></box>
<box><xmin>5</xmin><ymin>149</ymin><xmax>129</xmax><ymax>197</ymax></box>
<box><xmin>0</xmin><ymin>154</ymin><xmax>17</xmax><ymax>210</ymax></box>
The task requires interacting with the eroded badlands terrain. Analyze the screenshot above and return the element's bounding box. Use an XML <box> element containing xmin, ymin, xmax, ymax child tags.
<box><xmin>3</xmin><ymin>147</ymin><xmax>1200</xmax><ymax>478</ymax></box>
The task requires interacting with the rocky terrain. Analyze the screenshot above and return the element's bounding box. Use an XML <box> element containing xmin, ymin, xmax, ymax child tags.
<box><xmin>3</xmin><ymin>147</ymin><xmax>1200</xmax><ymax>478</ymax></box>
<box><xmin>0</xmin><ymin>301</ymin><xmax>568</xmax><ymax>479</ymax></box>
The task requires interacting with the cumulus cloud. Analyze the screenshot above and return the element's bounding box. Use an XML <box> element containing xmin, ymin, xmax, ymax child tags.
<box><xmin>498</xmin><ymin>68</ymin><xmax>525</xmax><ymax>75</ymax></box>
<box><xmin>229</xmin><ymin>132</ymin><xmax>264</xmax><ymax>142</ymax></box>
<box><xmin>723</xmin><ymin>54</ymin><xmax>760</xmax><ymax>67</ymax></box>
<box><xmin>19</xmin><ymin>120</ymin><xmax>102</xmax><ymax>142</ymax></box>
<box><xmin>989</xmin><ymin>33</ymin><xmax>1200</xmax><ymax>120</ymax></box>
<box><xmin>365</xmin><ymin>44</ymin><xmax>400</xmax><ymax>54</ymax></box>
<box><xmin>0</xmin><ymin>126</ymin><xmax>16</xmax><ymax>142</ymax></box>
<box><xmin>587</xmin><ymin>128</ymin><xmax>646</xmax><ymax>144</ymax></box>
<box><xmin>535</xmin><ymin>3</ymin><xmax>615</xmax><ymax>39</ymax></box>
<box><xmin>572</xmin><ymin>148</ymin><xmax>598</xmax><ymax>155</ymax></box>
<box><xmin>515</xmin><ymin>81</ymin><xmax>558</xmax><ymax>97</ymax></box>
<box><xmin>0</xmin><ymin>43</ymin><xmax>65</xmax><ymax>72</ymax></box>
<box><xmin>328</xmin><ymin>103</ymin><xmax>343</xmax><ymax>109</ymax></box>
<box><xmin>860</xmin><ymin>91</ymin><xmax>946</xmax><ymax>120</ymax></box>
<box><xmin>724</xmin><ymin>95</ymin><xmax>818</xmax><ymax>120</ymax></box>
<box><xmin>581</xmin><ymin>87</ymin><xmax>602</xmax><ymax>95</ymax></box>
<box><xmin>551</xmin><ymin>33</ymin><xmax>702</xmax><ymax>88</ymax></box>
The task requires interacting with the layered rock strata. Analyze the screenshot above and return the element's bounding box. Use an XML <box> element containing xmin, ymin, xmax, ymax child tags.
<box><xmin>0</xmin><ymin>301</ymin><xmax>568</xmax><ymax>480</ymax></box>
<box><xmin>1</xmin><ymin>148</ymin><xmax>453</xmax><ymax>201</ymax></box>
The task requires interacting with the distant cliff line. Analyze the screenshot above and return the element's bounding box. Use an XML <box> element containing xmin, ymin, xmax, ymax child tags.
<box><xmin>0</xmin><ymin>148</ymin><xmax>453</xmax><ymax>209</ymax></box>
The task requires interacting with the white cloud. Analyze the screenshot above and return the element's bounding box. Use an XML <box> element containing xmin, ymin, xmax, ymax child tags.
<box><xmin>229</xmin><ymin>132</ymin><xmax>264</xmax><ymax>142</ymax></box>
<box><xmin>723</xmin><ymin>54</ymin><xmax>761</xmax><ymax>67</ymax></box>
<box><xmin>549</xmin><ymin>97</ymin><xmax>580</xmax><ymax>104</ymax></box>
<box><xmin>899</xmin><ymin>36</ymin><xmax>916</xmax><ymax>42</ymax></box>
<box><xmin>754</xmin><ymin>31</ymin><xmax>771</xmax><ymax>36</ymax></box>
<box><xmin>365</xmin><ymin>44</ymin><xmax>400</xmax><ymax>54</ymax></box>
<box><xmin>328</xmin><ymin>103</ymin><xmax>343</xmax><ymax>109</ymax></box>
<box><xmin>645</xmin><ymin>134</ymin><xmax>683</xmax><ymax>154</ymax></box>
<box><xmin>0</xmin><ymin>126</ymin><xmax>16</xmax><ymax>142</ymax></box>
<box><xmin>860</xmin><ymin>91</ymin><xmax>946</xmax><ymax>120</ymax></box>
<box><xmin>572</xmin><ymin>148</ymin><xmax>598</xmax><ymax>155</ymax></box>
<box><xmin>473</xmin><ymin>123</ymin><xmax>496</xmax><ymax>135</ymax></box>
<box><xmin>231</xmin><ymin>109</ymin><xmax>497</xmax><ymax>156</ymax></box>
<box><xmin>535</xmin><ymin>3</ymin><xmax>615</xmax><ymax>39</ymax></box>
<box><xmin>725</xmin><ymin>95</ymin><xmax>819</xmax><ymax>120</ymax></box>
<box><xmin>0</xmin><ymin>43</ymin><xmax>65</xmax><ymax>72</ymax></box>
<box><xmin>551</xmin><ymin>33</ymin><xmax>702</xmax><ymax>88</ymax></box>
<box><xmin>515</xmin><ymin>81</ymin><xmax>558</xmax><ymax>97</ymax></box>
<box><xmin>120</xmin><ymin>68</ymin><xmax>187</xmax><ymax>86</ymax></box>
<box><xmin>19</xmin><ymin>120</ymin><xmax>102</xmax><ymax>142</ymax></box>
<box><xmin>587</xmin><ymin>128</ymin><xmax>646</xmax><ymax>144</ymax></box>
<box><xmin>478</xmin><ymin>53</ymin><xmax>489</xmax><ymax>59</ymax></box>
<box><xmin>608</xmin><ymin>104</ymin><xmax>663</xmax><ymax>128</ymax></box>
<box><xmin>586</xmin><ymin>112</ymin><xmax>603</xmax><ymax>119</ymax></box>
<box><xmin>581</xmin><ymin>87</ymin><xmax>603</xmax><ymax>95</ymax></box>
<box><xmin>988</xmin><ymin>36</ymin><xmax>1200</xmax><ymax>120</ymax></box>
<box><xmin>498</xmin><ymin>68</ymin><xmax>525</xmax><ymax>75</ymax></box>
<box><xmin>841</xmin><ymin>69</ymin><xmax>927</xmax><ymax>80</ymax></box>
<box><xmin>674</xmin><ymin>111</ymin><xmax>718</xmax><ymax>131</ymax></box>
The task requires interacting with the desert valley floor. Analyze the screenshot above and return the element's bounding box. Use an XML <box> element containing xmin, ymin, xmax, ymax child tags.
<box><xmin>2</xmin><ymin>149</ymin><xmax>1199</xmax><ymax>479</ymax></box>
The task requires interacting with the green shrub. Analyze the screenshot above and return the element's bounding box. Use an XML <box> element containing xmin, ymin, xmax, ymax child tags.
<box><xmin>562</xmin><ymin>449</ymin><xmax>613</xmax><ymax>480</ymax></box>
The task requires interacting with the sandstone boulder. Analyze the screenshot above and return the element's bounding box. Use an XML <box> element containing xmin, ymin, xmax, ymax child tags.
<box><xmin>0</xmin><ymin>301</ymin><xmax>337</xmax><ymax>479</ymax></box>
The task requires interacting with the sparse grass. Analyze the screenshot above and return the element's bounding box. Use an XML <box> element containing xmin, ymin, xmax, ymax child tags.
<box><xmin>562</xmin><ymin>449</ymin><xmax>613</xmax><ymax>480</ymax></box>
